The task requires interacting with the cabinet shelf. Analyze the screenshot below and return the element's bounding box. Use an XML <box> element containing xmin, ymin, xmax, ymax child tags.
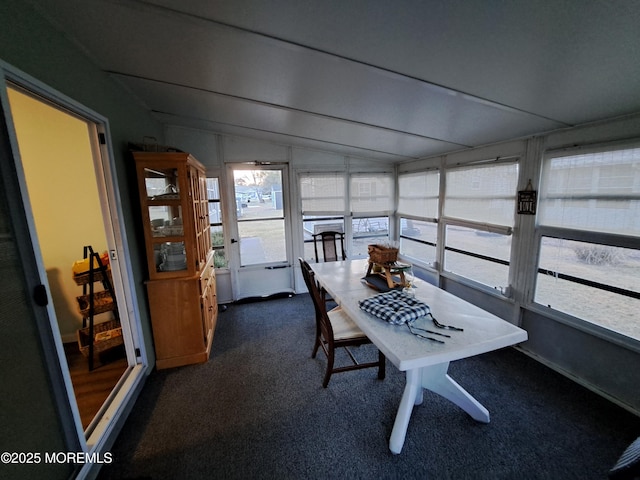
<box><xmin>146</xmin><ymin>198</ymin><xmax>182</xmax><ymax>205</ymax></box>
<box><xmin>150</xmin><ymin>234</ymin><xmax>185</xmax><ymax>241</ymax></box>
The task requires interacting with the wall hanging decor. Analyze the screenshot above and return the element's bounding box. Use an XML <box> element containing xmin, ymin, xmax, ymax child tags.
<box><xmin>518</xmin><ymin>179</ymin><xmax>537</xmax><ymax>215</ymax></box>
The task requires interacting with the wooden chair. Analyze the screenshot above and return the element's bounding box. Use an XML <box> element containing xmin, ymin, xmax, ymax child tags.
<box><xmin>312</xmin><ymin>230</ymin><xmax>346</xmax><ymax>263</ymax></box>
<box><xmin>299</xmin><ymin>258</ymin><xmax>385</xmax><ymax>387</ymax></box>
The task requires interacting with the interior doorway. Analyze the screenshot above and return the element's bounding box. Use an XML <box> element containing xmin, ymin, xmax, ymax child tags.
<box><xmin>5</xmin><ymin>84</ymin><xmax>141</xmax><ymax>437</ymax></box>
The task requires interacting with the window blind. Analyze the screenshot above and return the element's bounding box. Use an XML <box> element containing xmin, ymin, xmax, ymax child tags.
<box><xmin>397</xmin><ymin>170</ymin><xmax>439</xmax><ymax>219</ymax></box>
<box><xmin>444</xmin><ymin>162</ymin><xmax>518</xmax><ymax>226</ymax></box>
<box><xmin>350</xmin><ymin>173</ymin><xmax>394</xmax><ymax>214</ymax></box>
<box><xmin>299</xmin><ymin>172</ymin><xmax>346</xmax><ymax>214</ymax></box>
<box><xmin>539</xmin><ymin>147</ymin><xmax>640</xmax><ymax>236</ymax></box>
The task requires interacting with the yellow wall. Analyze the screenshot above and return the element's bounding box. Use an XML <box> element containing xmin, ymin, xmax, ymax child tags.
<box><xmin>8</xmin><ymin>87</ymin><xmax>109</xmax><ymax>339</ymax></box>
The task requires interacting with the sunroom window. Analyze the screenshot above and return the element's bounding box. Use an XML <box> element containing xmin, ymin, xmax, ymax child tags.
<box><xmin>398</xmin><ymin>170</ymin><xmax>439</xmax><ymax>267</ymax></box>
<box><xmin>442</xmin><ymin>160</ymin><xmax>518</xmax><ymax>292</ymax></box>
<box><xmin>299</xmin><ymin>172</ymin><xmax>346</xmax><ymax>262</ymax></box>
<box><xmin>350</xmin><ymin>173</ymin><xmax>393</xmax><ymax>257</ymax></box>
<box><xmin>535</xmin><ymin>146</ymin><xmax>640</xmax><ymax>340</ymax></box>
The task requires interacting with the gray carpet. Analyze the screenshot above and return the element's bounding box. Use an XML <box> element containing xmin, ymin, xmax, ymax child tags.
<box><xmin>99</xmin><ymin>294</ymin><xmax>640</xmax><ymax>480</ymax></box>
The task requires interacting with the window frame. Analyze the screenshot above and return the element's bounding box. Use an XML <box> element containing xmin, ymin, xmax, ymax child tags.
<box><xmin>397</xmin><ymin>169</ymin><xmax>440</xmax><ymax>269</ymax></box>
<box><xmin>350</xmin><ymin>172</ymin><xmax>394</xmax><ymax>258</ymax></box>
<box><xmin>531</xmin><ymin>142</ymin><xmax>640</xmax><ymax>342</ymax></box>
<box><xmin>299</xmin><ymin>171</ymin><xmax>348</xmax><ymax>261</ymax></box>
<box><xmin>440</xmin><ymin>159</ymin><xmax>519</xmax><ymax>294</ymax></box>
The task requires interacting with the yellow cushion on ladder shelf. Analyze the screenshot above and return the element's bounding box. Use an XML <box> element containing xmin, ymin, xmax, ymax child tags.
<box><xmin>71</xmin><ymin>251</ymin><xmax>110</xmax><ymax>276</ymax></box>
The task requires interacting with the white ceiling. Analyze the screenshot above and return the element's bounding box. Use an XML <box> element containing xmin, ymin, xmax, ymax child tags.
<box><xmin>31</xmin><ymin>0</ymin><xmax>640</xmax><ymax>162</ymax></box>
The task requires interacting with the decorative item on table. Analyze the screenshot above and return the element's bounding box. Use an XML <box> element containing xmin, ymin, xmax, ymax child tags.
<box><xmin>368</xmin><ymin>243</ymin><xmax>399</xmax><ymax>265</ymax></box>
<box><xmin>363</xmin><ymin>244</ymin><xmax>412</xmax><ymax>292</ymax></box>
<box><xmin>402</xmin><ymin>264</ymin><xmax>416</xmax><ymax>296</ymax></box>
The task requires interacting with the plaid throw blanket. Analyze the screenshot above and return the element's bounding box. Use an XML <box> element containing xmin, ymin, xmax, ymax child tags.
<box><xmin>358</xmin><ymin>290</ymin><xmax>431</xmax><ymax>325</ymax></box>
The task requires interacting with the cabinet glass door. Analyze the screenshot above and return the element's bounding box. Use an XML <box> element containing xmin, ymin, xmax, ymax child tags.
<box><xmin>144</xmin><ymin>166</ymin><xmax>180</xmax><ymax>198</ymax></box>
<box><xmin>149</xmin><ymin>205</ymin><xmax>183</xmax><ymax>237</ymax></box>
<box><xmin>144</xmin><ymin>166</ymin><xmax>188</xmax><ymax>275</ymax></box>
<box><xmin>153</xmin><ymin>241</ymin><xmax>187</xmax><ymax>273</ymax></box>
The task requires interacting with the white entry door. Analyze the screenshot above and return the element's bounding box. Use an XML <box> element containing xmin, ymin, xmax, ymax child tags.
<box><xmin>1</xmin><ymin>65</ymin><xmax>148</xmax><ymax>463</ymax></box>
<box><xmin>227</xmin><ymin>164</ymin><xmax>294</xmax><ymax>300</ymax></box>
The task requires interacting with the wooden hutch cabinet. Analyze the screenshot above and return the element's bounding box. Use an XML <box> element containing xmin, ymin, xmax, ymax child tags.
<box><xmin>133</xmin><ymin>151</ymin><xmax>217</xmax><ymax>369</ymax></box>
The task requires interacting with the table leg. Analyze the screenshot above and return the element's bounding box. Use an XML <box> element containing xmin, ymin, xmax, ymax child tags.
<box><xmin>389</xmin><ymin>369</ymin><xmax>423</xmax><ymax>454</ymax></box>
<box><xmin>421</xmin><ymin>362</ymin><xmax>490</xmax><ymax>423</ymax></box>
<box><xmin>388</xmin><ymin>363</ymin><xmax>490</xmax><ymax>454</ymax></box>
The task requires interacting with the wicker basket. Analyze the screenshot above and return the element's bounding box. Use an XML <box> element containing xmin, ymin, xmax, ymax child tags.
<box><xmin>72</xmin><ymin>267</ymin><xmax>112</xmax><ymax>286</ymax></box>
<box><xmin>77</xmin><ymin>320</ymin><xmax>124</xmax><ymax>358</ymax></box>
<box><xmin>76</xmin><ymin>290</ymin><xmax>115</xmax><ymax>316</ymax></box>
<box><xmin>368</xmin><ymin>244</ymin><xmax>399</xmax><ymax>264</ymax></box>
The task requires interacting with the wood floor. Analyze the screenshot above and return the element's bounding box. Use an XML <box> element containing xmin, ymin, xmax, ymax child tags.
<box><xmin>64</xmin><ymin>343</ymin><xmax>128</xmax><ymax>430</ymax></box>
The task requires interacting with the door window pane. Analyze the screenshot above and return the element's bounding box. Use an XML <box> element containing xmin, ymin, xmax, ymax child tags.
<box><xmin>238</xmin><ymin>219</ymin><xmax>286</xmax><ymax>265</ymax></box>
<box><xmin>234</xmin><ymin>170</ymin><xmax>286</xmax><ymax>266</ymax></box>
